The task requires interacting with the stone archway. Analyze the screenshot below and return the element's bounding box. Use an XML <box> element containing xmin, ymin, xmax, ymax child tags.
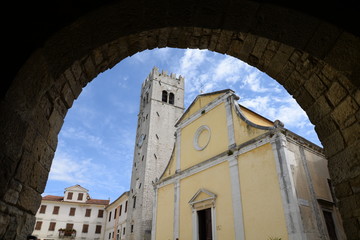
<box><xmin>0</xmin><ymin>1</ymin><xmax>359</xmax><ymax>239</ymax></box>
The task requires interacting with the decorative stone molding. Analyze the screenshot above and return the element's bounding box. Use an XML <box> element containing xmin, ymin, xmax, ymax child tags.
<box><xmin>193</xmin><ymin>125</ymin><xmax>211</xmax><ymax>151</ymax></box>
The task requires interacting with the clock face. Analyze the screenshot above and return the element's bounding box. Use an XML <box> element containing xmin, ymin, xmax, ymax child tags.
<box><xmin>137</xmin><ymin>134</ymin><xmax>145</xmax><ymax>147</ymax></box>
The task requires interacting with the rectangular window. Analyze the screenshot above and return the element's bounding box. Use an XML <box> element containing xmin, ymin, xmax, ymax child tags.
<box><xmin>133</xmin><ymin>196</ymin><xmax>136</xmax><ymax>208</ymax></box>
<box><xmin>109</xmin><ymin>211</ymin><xmax>112</xmax><ymax>222</ymax></box>
<box><xmin>82</xmin><ymin>224</ymin><xmax>89</xmax><ymax>233</ymax></box>
<box><xmin>69</xmin><ymin>207</ymin><xmax>76</xmax><ymax>216</ymax></box>
<box><xmin>67</xmin><ymin>192</ymin><xmax>73</xmax><ymax>200</ymax></box>
<box><xmin>77</xmin><ymin>193</ymin><xmax>84</xmax><ymax>201</ymax></box>
<box><xmin>125</xmin><ymin>201</ymin><xmax>128</xmax><ymax>213</ymax></box>
<box><xmin>123</xmin><ymin>227</ymin><xmax>125</xmax><ymax>235</ymax></box>
<box><xmin>119</xmin><ymin>205</ymin><xmax>122</xmax><ymax>216</ymax></box>
<box><xmin>48</xmin><ymin>222</ymin><xmax>56</xmax><ymax>231</ymax></box>
<box><xmin>109</xmin><ymin>232</ymin><xmax>111</xmax><ymax>239</ymax></box>
<box><xmin>35</xmin><ymin>221</ymin><xmax>42</xmax><ymax>230</ymax></box>
<box><xmin>52</xmin><ymin>206</ymin><xmax>60</xmax><ymax>215</ymax></box>
<box><xmin>114</xmin><ymin>209</ymin><xmax>117</xmax><ymax>219</ymax></box>
<box><xmin>95</xmin><ymin>225</ymin><xmax>102</xmax><ymax>234</ymax></box>
<box><xmin>85</xmin><ymin>209</ymin><xmax>91</xmax><ymax>217</ymax></box>
<box><xmin>66</xmin><ymin>223</ymin><xmax>74</xmax><ymax>230</ymax></box>
<box><xmin>98</xmin><ymin>209</ymin><xmax>104</xmax><ymax>218</ymax></box>
<box><xmin>39</xmin><ymin>205</ymin><xmax>46</xmax><ymax>214</ymax></box>
<box><xmin>131</xmin><ymin>225</ymin><xmax>134</xmax><ymax>233</ymax></box>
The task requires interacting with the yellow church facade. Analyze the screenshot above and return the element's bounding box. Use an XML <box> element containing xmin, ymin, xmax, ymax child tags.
<box><xmin>151</xmin><ymin>89</ymin><xmax>345</xmax><ymax>240</ymax></box>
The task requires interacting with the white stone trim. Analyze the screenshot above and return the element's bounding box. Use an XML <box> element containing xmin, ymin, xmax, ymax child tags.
<box><xmin>225</xmin><ymin>97</ymin><xmax>236</xmax><ymax>148</ymax></box>
<box><xmin>177</xmin><ymin>92</ymin><xmax>233</xmax><ymax>129</ymax></box>
<box><xmin>189</xmin><ymin>189</ymin><xmax>217</xmax><ymax>240</ymax></box>
<box><xmin>193</xmin><ymin>125</ymin><xmax>211</xmax><ymax>151</ymax></box>
<box><xmin>173</xmin><ymin>180</ymin><xmax>180</xmax><ymax>239</ymax></box>
<box><xmin>228</xmin><ymin>156</ymin><xmax>245</xmax><ymax>240</ymax></box>
<box><xmin>192</xmin><ymin>209</ymin><xmax>199</xmax><ymax>240</ymax></box>
<box><xmin>298</xmin><ymin>145</ymin><xmax>328</xmax><ymax>239</ymax></box>
<box><xmin>211</xmin><ymin>206</ymin><xmax>217</xmax><ymax>240</ymax></box>
<box><xmin>151</xmin><ymin>187</ymin><xmax>158</xmax><ymax>240</ymax></box>
<box><xmin>158</xmin><ymin>134</ymin><xmax>272</xmax><ymax>188</ymax></box>
<box><xmin>176</xmin><ymin>129</ymin><xmax>181</xmax><ymax>172</ymax></box>
<box><xmin>271</xmin><ymin>132</ymin><xmax>306</xmax><ymax>240</ymax></box>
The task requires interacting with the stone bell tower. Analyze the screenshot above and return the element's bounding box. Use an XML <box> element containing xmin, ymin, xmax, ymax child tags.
<box><xmin>125</xmin><ymin>67</ymin><xmax>184</xmax><ymax>240</ymax></box>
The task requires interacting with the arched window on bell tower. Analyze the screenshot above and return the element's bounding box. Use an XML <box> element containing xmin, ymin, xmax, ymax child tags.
<box><xmin>169</xmin><ymin>92</ymin><xmax>174</xmax><ymax>105</ymax></box>
<box><xmin>162</xmin><ymin>91</ymin><xmax>168</xmax><ymax>103</ymax></box>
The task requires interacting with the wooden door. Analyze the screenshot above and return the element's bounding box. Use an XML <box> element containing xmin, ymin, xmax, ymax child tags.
<box><xmin>198</xmin><ymin>208</ymin><xmax>212</xmax><ymax>240</ymax></box>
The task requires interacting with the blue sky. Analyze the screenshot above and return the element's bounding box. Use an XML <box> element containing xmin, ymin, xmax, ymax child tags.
<box><xmin>43</xmin><ymin>48</ymin><xmax>321</xmax><ymax>202</ymax></box>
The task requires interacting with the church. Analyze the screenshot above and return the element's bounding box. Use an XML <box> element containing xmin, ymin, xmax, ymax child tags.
<box><xmin>31</xmin><ymin>67</ymin><xmax>346</xmax><ymax>240</ymax></box>
<box><xmin>148</xmin><ymin>83</ymin><xmax>346</xmax><ymax>239</ymax></box>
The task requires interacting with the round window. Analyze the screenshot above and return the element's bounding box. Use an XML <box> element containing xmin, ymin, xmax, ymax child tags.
<box><xmin>193</xmin><ymin>125</ymin><xmax>211</xmax><ymax>151</ymax></box>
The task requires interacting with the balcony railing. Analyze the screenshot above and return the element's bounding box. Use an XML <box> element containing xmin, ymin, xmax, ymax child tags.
<box><xmin>58</xmin><ymin>229</ymin><xmax>76</xmax><ymax>238</ymax></box>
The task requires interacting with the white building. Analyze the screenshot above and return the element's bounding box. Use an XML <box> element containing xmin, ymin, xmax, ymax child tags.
<box><xmin>104</xmin><ymin>191</ymin><xmax>129</xmax><ymax>240</ymax></box>
<box><xmin>32</xmin><ymin>185</ymin><xmax>109</xmax><ymax>240</ymax></box>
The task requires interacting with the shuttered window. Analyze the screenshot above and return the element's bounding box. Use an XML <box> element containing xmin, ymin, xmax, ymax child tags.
<box><xmin>69</xmin><ymin>207</ymin><xmax>76</xmax><ymax>216</ymax></box>
<box><xmin>67</xmin><ymin>192</ymin><xmax>73</xmax><ymax>200</ymax></box>
<box><xmin>77</xmin><ymin>193</ymin><xmax>84</xmax><ymax>200</ymax></box>
<box><xmin>85</xmin><ymin>209</ymin><xmax>91</xmax><ymax>217</ymax></box>
<box><xmin>39</xmin><ymin>205</ymin><xmax>46</xmax><ymax>214</ymax></box>
<box><xmin>53</xmin><ymin>206</ymin><xmax>60</xmax><ymax>214</ymax></box>
<box><xmin>66</xmin><ymin>223</ymin><xmax>74</xmax><ymax>230</ymax></box>
<box><xmin>95</xmin><ymin>225</ymin><xmax>102</xmax><ymax>234</ymax></box>
<box><xmin>35</xmin><ymin>221</ymin><xmax>42</xmax><ymax>230</ymax></box>
<box><xmin>48</xmin><ymin>222</ymin><xmax>56</xmax><ymax>231</ymax></box>
<box><xmin>98</xmin><ymin>209</ymin><xmax>104</xmax><ymax>218</ymax></box>
<box><xmin>82</xmin><ymin>224</ymin><xmax>89</xmax><ymax>233</ymax></box>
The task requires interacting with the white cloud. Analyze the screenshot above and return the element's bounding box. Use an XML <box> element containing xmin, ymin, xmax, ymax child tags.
<box><xmin>179</xmin><ymin>49</ymin><xmax>207</xmax><ymax>73</ymax></box>
<box><xmin>49</xmin><ymin>150</ymin><xmax>129</xmax><ymax>200</ymax></box>
<box><xmin>239</xmin><ymin>96</ymin><xmax>271</xmax><ymax>112</ymax></box>
<box><xmin>49</xmin><ymin>152</ymin><xmax>92</xmax><ymax>183</ymax></box>
<box><xmin>213</xmin><ymin>56</ymin><xmax>251</xmax><ymax>83</ymax></box>
<box><xmin>60</xmin><ymin>127</ymin><xmax>103</xmax><ymax>146</ymax></box>
<box><xmin>240</xmin><ymin>95</ymin><xmax>309</xmax><ymax>130</ymax></box>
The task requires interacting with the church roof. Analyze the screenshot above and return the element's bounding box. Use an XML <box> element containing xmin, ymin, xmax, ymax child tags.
<box><xmin>175</xmin><ymin>89</ymin><xmax>234</xmax><ymax>127</ymax></box>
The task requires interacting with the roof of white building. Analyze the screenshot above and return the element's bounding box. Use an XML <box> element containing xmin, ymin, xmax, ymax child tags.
<box><xmin>42</xmin><ymin>195</ymin><xmax>110</xmax><ymax>205</ymax></box>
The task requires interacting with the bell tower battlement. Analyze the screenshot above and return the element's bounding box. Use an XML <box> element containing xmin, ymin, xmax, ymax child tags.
<box><xmin>139</xmin><ymin>66</ymin><xmax>184</xmax><ymax>112</ymax></box>
<box><xmin>126</xmin><ymin>66</ymin><xmax>185</xmax><ymax>240</ymax></box>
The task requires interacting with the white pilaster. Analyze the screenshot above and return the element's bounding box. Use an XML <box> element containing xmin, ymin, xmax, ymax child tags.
<box><xmin>271</xmin><ymin>132</ymin><xmax>306</xmax><ymax>240</ymax></box>
<box><xmin>225</xmin><ymin>97</ymin><xmax>236</xmax><ymax>148</ymax></box>
<box><xmin>173</xmin><ymin>180</ymin><xmax>180</xmax><ymax>240</ymax></box>
<box><xmin>151</xmin><ymin>186</ymin><xmax>158</xmax><ymax>240</ymax></box>
<box><xmin>228</xmin><ymin>156</ymin><xmax>245</xmax><ymax>240</ymax></box>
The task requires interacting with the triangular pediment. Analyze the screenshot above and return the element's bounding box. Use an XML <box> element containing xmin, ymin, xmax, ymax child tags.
<box><xmin>176</xmin><ymin>89</ymin><xmax>233</xmax><ymax>127</ymax></box>
<box><xmin>189</xmin><ymin>188</ymin><xmax>216</xmax><ymax>206</ymax></box>
<box><xmin>65</xmin><ymin>184</ymin><xmax>89</xmax><ymax>193</ymax></box>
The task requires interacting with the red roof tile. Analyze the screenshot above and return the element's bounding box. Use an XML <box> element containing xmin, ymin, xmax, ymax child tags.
<box><xmin>42</xmin><ymin>195</ymin><xmax>63</xmax><ymax>201</ymax></box>
<box><xmin>86</xmin><ymin>199</ymin><xmax>110</xmax><ymax>205</ymax></box>
<box><xmin>42</xmin><ymin>195</ymin><xmax>109</xmax><ymax>205</ymax></box>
